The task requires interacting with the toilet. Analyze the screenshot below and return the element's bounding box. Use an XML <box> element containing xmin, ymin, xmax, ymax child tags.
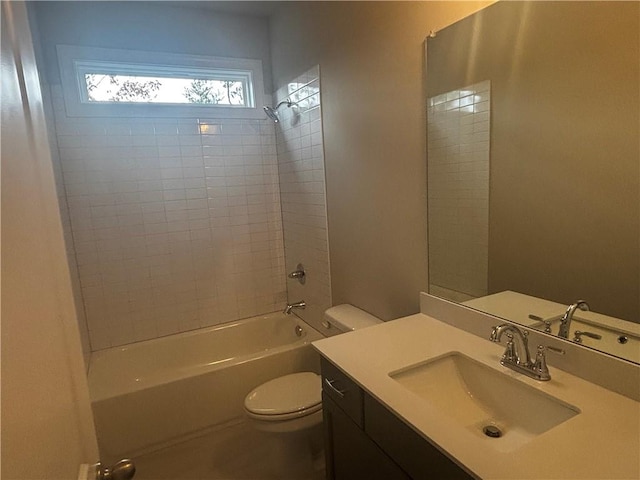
<box><xmin>243</xmin><ymin>304</ymin><xmax>382</xmax><ymax>434</ymax></box>
<box><xmin>244</xmin><ymin>371</ymin><xmax>323</xmax><ymax>434</ymax></box>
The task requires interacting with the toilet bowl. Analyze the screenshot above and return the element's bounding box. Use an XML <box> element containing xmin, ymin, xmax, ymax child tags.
<box><xmin>243</xmin><ymin>304</ymin><xmax>382</xmax><ymax>433</ymax></box>
<box><xmin>244</xmin><ymin>372</ymin><xmax>323</xmax><ymax>434</ymax></box>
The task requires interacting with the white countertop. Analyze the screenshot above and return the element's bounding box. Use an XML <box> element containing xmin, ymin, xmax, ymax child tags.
<box><xmin>313</xmin><ymin>313</ymin><xmax>640</xmax><ymax>479</ymax></box>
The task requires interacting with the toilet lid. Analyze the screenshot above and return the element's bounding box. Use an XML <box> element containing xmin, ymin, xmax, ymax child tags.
<box><xmin>244</xmin><ymin>372</ymin><xmax>321</xmax><ymax>416</ymax></box>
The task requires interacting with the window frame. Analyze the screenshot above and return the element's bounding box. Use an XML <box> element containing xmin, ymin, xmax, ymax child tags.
<box><xmin>57</xmin><ymin>45</ymin><xmax>266</xmax><ymax>119</ymax></box>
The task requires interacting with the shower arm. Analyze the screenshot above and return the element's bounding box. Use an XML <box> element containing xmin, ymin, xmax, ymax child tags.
<box><xmin>274</xmin><ymin>99</ymin><xmax>294</xmax><ymax>110</ymax></box>
<box><xmin>263</xmin><ymin>98</ymin><xmax>298</xmax><ymax>123</ymax></box>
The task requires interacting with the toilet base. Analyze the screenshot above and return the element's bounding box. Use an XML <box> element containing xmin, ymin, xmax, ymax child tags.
<box><xmin>251</xmin><ymin>420</ymin><xmax>324</xmax><ymax>474</ymax></box>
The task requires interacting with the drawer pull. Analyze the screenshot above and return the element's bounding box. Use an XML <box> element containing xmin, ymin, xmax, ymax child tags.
<box><xmin>324</xmin><ymin>378</ymin><xmax>346</xmax><ymax>398</ymax></box>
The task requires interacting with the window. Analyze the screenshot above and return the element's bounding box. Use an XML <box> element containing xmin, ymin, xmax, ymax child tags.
<box><xmin>57</xmin><ymin>45</ymin><xmax>265</xmax><ymax>118</ymax></box>
<box><xmin>78</xmin><ymin>62</ymin><xmax>253</xmax><ymax>106</ymax></box>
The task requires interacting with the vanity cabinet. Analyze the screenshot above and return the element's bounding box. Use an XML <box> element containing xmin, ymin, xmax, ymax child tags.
<box><xmin>322</xmin><ymin>393</ymin><xmax>409</xmax><ymax>480</ymax></box>
<box><xmin>321</xmin><ymin>357</ymin><xmax>474</xmax><ymax>480</ymax></box>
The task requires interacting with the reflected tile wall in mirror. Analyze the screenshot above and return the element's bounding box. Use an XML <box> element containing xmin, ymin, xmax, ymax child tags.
<box><xmin>428</xmin><ymin>81</ymin><xmax>491</xmax><ymax>302</ymax></box>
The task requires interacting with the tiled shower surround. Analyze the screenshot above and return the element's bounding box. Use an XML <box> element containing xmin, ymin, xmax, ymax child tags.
<box><xmin>274</xmin><ymin>66</ymin><xmax>332</xmax><ymax>332</ymax></box>
<box><xmin>48</xmin><ymin>65</ymin><xmax>330</xmax><ymax>351</ymax></box>
<box><xmin>427</xmin><ymin>81</ymin><xmax>490</xmax><ymax>301</ymax></box>
<box><xmin>49</xmin><ymin>86</ymin><xmax>288</xmax><ymax>350</ymax></box>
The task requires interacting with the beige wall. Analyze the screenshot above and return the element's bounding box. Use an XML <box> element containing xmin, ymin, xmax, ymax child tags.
<box><xmin>427</xmin><ymin>1</ymin><xmax>639</xmax><ymax>321</ymax></box>
<box><xmin>270</xmin><ymin>1</ymin><xmax>492</xmax><ymax>320</ymax></box>
<box><xmin>1</xmin><ymin>2</ymin><xmax>99</xmax><ymax>477</ymax></box>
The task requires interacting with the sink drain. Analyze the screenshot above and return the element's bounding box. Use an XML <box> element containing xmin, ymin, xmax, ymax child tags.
<box><xmin>483</xmin><ymin>425</ymin><xmax>502</xmax><ymax>438</ymax></box>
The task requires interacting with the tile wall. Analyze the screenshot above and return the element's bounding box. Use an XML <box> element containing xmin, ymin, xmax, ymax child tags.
<box><xmin>41</xmin><ymin>85</ymin><xmax>92</xmax><ymax>366</ymax></box>
<box><xmin>427</xmin><ymin>80</ymin><xmax>491</xmax><ymax>300</ymax></box>
<box><xmin>274</xmin><ymin>66</ymin><xmax>332</xmax><ymax>333</ymax></box>
<box><xmin>49</xmin><ymin>85</ymin><xmax>287</xmax><ymax>350</ymax></box>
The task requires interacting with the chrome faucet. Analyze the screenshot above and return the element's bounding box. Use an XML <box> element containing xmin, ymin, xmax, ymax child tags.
<box><xmin>490</xmin><ymin>324</ymin><xmax>551</xmax><ymax>381</ymax></box>
<box><xmin>558</xmin><ymin>300</ymin><xmax>589</xmax><ymax>339</ymax></box>
<box><xmin>490</xmin><ymin>324</ymin><xmax>532</xmax><ymax>365</ymax></box>
<box><xmin>283</xmin><ymin>300</ymin><xmax>306</xmax><ymax>315</ymax></box>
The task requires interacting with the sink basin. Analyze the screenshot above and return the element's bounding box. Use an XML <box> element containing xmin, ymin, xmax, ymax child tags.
<box><xmin>389</xmin><ymin>352</ymin><xmax>580</xmax><ymax>452</ymax></box>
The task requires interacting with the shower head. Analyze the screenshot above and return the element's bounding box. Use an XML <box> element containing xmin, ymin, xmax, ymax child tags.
<box><xmin>263</xmin><ymin>106</ymin><xmax>280</xmax><ymax>123</ymax></box>
<box><xmin>263</xmin><ymin>98</ymin><xmax>297</xmax><ymax>123</ymax></box>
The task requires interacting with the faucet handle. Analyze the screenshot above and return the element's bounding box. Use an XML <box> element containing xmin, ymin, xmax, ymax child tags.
<box><xmin>490</xmin><ymin>325</ymin><xmax>499</xmax><ymax>342</ymax></box>
<box><xmin>287</xmin><ymin>263</ymin><xmax>306</xmax><ymax>284</ymax></box>
<box><xmin>573</xmin><ymin>330</ymin><xmax>602</xmax><ymax>343</ymax></box>
<box><xmin>532</xmin><ymin>344</ymin><xmax>566</xmax><ymax>381</ymax></box>
<box><xmin>533</xmin><ymin>345</ymin><xmax>551</xmax><ymax>380</ymax></box>
<box><xmin>502</xmin><ymin>333</ymin><xmax>517</xmax><ymax>363</ymax></box>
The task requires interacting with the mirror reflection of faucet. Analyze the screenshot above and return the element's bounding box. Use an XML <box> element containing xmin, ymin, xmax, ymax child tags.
<box><xmin>573</xmin><ymin>330</ymin><xmax>602</xmax><ymax>344</ymax></box>
<box><xmin>528</xmin><ymin>313</ymin><xmax>553</xmax><ymax>333</ymax></box>
<box><xmin>475</xmin><ymin>292</ymin><xmax>638</xmax><ymax>363</ymax></box>
<box><xmin>559</xmin><ymin>300</ymin><xmax>590</xmax><ymax>339</ymax></box>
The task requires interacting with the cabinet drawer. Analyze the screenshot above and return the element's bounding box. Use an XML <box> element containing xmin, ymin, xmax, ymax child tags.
<box><xmin>321</xmin><ymin>357</ymin><xmax>364</xmax><ymax>428</ymax></box>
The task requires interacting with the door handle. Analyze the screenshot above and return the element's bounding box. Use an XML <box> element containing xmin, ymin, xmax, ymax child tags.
<box><xmin>95</xmin><ymin>459</ymin><xmax>136</xmax><ymax>480</ymax></box>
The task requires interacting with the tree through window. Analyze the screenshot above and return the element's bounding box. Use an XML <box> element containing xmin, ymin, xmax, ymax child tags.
<box><xmin>58</xmin><ymin>46</ymin><xmax>265</xmax><ymax>117</ymax></box>
<box><xmin>79</xmin><ymin>63</ymin><xmax>251</xmax><ymax>106</ymax></box>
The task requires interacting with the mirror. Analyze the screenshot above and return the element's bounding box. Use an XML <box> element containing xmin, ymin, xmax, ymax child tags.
<box><xmin>426</xmin><ymin>1</ymin><xmax>639</xmax><ymax>363</ymax></box>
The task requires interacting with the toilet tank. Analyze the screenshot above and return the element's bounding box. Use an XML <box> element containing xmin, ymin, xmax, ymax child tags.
<box><xmin>323</xmin><ymin>304</ymin><xmax>382</xmax><ymax>336</ymax></box>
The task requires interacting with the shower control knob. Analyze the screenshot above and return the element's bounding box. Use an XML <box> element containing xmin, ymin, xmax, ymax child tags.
<box><xmin>287</xmin><ymin>263</ymin><xmax>306</xmax><ymax>284</ymax></box>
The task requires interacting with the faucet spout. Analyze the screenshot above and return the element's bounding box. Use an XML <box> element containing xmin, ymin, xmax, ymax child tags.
<box><xmin>490</xmin><ymin>323</ymin><xmax>531</xmax><ymax>365</ymax></box>
<box><xmin>558</xmin><ymin>300</ymin><xmax>589</xmax><ymax>338</ymax></box>
<box><xmin>283</xmin><ymin>300</ymin><xmax>306</xmax><ymax>315</ymax></box>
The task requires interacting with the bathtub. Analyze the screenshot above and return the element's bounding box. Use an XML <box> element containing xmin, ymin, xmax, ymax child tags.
<box><xmin>88</xmin><ymin>312</ymin><xmax>323</xmax><ymax>461</ymax></box>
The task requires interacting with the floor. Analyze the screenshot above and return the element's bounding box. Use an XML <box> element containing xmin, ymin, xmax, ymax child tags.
<box><xmin>134</xmin><ymin>420</ymin><xmax>325</xmax><ymax>480</ymax></box>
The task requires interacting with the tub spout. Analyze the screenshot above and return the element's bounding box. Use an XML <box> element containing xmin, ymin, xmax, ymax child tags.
<box><xmin>284</xmin><ymin>301</ymin><xmax>306</xmax><ymax>315</ymax></box>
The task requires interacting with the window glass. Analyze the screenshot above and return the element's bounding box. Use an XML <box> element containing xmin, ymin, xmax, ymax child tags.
<box><xmin>78</xmin><ymin>62</ymin><xmax>251</xmax><ymax>106</ymax></box>
<box><xmin>57</xmin><ymin>46</ymin><xmax>265</xmax><ymax>118</ymax></box>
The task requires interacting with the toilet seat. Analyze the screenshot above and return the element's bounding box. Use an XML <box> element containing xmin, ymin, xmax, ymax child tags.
<box><xmin>244</xmin><ymin>372</ymin><xmax>321</xmax><ymax>421</ymax></box>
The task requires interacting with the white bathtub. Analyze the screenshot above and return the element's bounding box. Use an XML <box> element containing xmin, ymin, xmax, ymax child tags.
<box><xmin>88</xmin><ymin>312</ymin><xmax>323</xmax><ymax>461</ymax></box>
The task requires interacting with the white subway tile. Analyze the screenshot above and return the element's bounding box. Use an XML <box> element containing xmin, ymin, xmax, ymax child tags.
<box><xmin>158</xmin><ymin>146</ymin><xmax>181</xmax><ymax>157</ymax></box>
<box><xmin>156</xmin><ymin>135</ymin><xmax>180</xmax><ymax>146</ymax></box>
<box><xmin>177</xmin><ymin>123</ymin><xmax>199</xmax><ymax>135</ymax></box>
<box><xmin>154</xmin><ymin>124</ymin><xmax>178</xmax><ymax>135</ymax></box>
<box><xmin>54</xmin><ymin>69</ymin><xmax>328</xmax><ymax>349</ymax></box>
<box><xmin>179</xmin><ymin>135</ymin><xmax>201</xmax><ymax>146</ymax></box>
